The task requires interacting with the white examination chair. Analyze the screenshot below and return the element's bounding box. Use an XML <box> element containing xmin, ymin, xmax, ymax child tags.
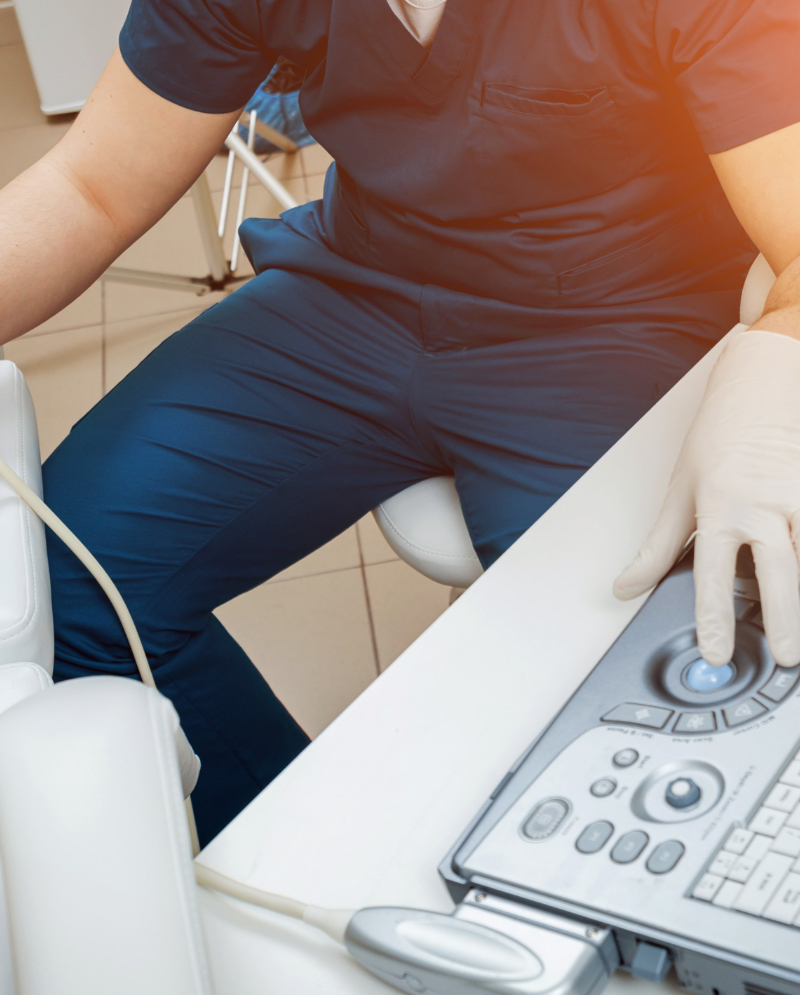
<box><xmin>0</xmin><ymin>252</ymin><xmax>778</xmax><ymax>994</ymax></box>
<box><xmin>0</xmin><ymin>361</ymin><xmax>207</xmax><ymax>995</ymax></box>
<box><xmin>376</xmin><ymin>252</ymin><xmax>779</xmax><ymax>590</ymax></box>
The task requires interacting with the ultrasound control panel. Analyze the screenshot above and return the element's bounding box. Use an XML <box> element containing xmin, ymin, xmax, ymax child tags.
<box><xmin>441</xmin><ymin>550</ymin><xmax>800</xmax><ymax>995</ymax></box>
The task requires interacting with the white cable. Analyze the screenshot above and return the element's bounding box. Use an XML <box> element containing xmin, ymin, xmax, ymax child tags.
<box><xmin>0</xmin><ymin>451</ymin><xmax>350</xmax><ymax>927</ymax></box>
<box><xmin>193</xmin><ymin>863</ymin><xmax>353</xmax><ymax>944</ymax></box>
<box><xmin>0</xmin><ymin>453</ymin><xmax>203</xmax><ymax>853</ymax></box>
<box><xmin>0</xmin><ymin>455</ymin><xmax>155</xmax><ymax>688</ymax></box>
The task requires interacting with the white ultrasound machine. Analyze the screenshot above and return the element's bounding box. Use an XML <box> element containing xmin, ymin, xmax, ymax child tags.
<box><xmin>347</xmin><ymin>547</ymin><xmax>800</xmax><ymax>995</ymax></box>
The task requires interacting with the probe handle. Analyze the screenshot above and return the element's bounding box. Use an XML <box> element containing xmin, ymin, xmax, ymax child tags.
<box><xmin>345</xmin><ymin>906</ymin><xmax>609</xmax><ymax>995</ymax></box>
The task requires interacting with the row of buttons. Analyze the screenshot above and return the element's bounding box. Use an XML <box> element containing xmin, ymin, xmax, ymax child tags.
<box><xmin>575</xmin><ymin>821</ymin><xmax>684</xmax><ymax>873</ymax></box>
<box><xmin>602</xmin><ymin>668</ymin><xmax>800</xmax><ymax>734</ymax></box>
<box><xmin>525</xmin><ymin>751</ymin><xmax>642</xmax><ymax>837</ymax></box>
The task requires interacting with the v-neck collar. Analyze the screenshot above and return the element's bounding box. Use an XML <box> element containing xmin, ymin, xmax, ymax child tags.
<box><xmin>358</xmin><ymin>0</ymin><xmax>483</xmax><ymax>100</ymax></box>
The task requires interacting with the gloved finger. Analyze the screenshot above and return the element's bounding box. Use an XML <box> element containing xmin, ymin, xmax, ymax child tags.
<box><xmin>752</xmin><ymin>530</ymin><xmax>800</xmax><ymax>668</ymax></box>
<box><xmin>693</xmin><ymin>531</ymin><xmax>738</xmax><ymax>667</ymax></box>
<box><xmin>613</xmin><ymin>480</ymin><xmax>695</xmax><ymax>600</ymax></box>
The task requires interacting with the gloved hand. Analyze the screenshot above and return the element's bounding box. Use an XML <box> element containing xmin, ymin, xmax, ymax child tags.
<box><xmin>614</xmin><ymin>329</ymin><xmax>800</xmax><ymax>668</ymax></box>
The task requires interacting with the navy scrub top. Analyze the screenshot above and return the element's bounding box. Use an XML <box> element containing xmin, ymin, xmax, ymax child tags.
<box><xmin>119</xmin><ymin>0</ymin><xmax>800</xmax><ymax>321</ymax></box>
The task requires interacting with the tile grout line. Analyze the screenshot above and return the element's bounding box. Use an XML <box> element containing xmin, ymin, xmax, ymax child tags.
<box><xmin>355</xmin><ymin>525</ymin><xmax>382</xmax><ymax>677</ymax></box>
<box><xmin>267</xmin><ymin>556</ymin><xmax>399</xmax><ymax>586</ymax></box>
<box><xmin>25</xmin><ymin>301</ymin><xmax>213</xmax><ymax>340</ymax></box>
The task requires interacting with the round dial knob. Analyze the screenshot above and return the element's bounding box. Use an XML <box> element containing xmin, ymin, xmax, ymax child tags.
<box><xmin>665</xmin><ymin>777</ymin><xmax>702</xmax><ymax>809</ymax></box>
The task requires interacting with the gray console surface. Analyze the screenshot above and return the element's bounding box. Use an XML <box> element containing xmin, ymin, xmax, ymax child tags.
<box><xmin>443</xmin><ymin>552</ymin><xmax>800</xmax><ymax>984</ymax></box>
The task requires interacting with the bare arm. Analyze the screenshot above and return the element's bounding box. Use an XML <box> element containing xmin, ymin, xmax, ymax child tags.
<box><xmin>711</xmin><ymin>119</ymin><xmax>800</xmax><ymax>337</ymax></box>
<box><xmin>0</xmin><ymin>49</ymin><xmax>240</xmax><ymax>344</ymax></box>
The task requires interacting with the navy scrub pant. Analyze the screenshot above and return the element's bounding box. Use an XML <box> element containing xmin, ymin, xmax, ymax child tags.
<box><xmin>42</xmin><ymin>268</ymin><xmax>713</xmax><ymax>844</ymax></box>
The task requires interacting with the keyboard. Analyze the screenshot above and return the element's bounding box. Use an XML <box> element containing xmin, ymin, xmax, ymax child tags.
<box><xmin>692</xmin><ymin>746</ymin><xmax>800</xmax><ymax>925</ymax></box>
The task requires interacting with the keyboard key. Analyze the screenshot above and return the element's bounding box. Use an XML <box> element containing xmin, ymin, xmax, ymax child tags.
<box><xmin>646</xmin><ymin>840</ymin><xmax>685</xmax><ymax>874</ymax></box>
<box><xmin>733</xmin><ymin>853</ymin><xmax>794</xmax><ymax>916</ymax></box>
<box><xmin>693</xmin><ymin>873</ymin><xmax>724</xmax><ymax>901</ymax></box>
<box><xmin>759</xmin><ymin>667</ymin><xmax>800</xmax><ymax>703</ymax></box>
<box><xmin>749</xmin><ymin>806</ymin><xmax>788</xmax><ymax>837</ymax></box>
<box><xmin>576</xmin><ymin>821</ymin><xmax>614</xmax><ymax>853</ymax></box>
<box><xmin>602</xmin><ymin>703</ymin><xmax>673</xmax><ymax>729</ymax></box>
<box><xmin>764</xmin><ymin>784</ymin><xmax>800</xmax><ymax>813</ymax></box>
<box><xmin>674</xmin><ymin>712</ymin><xmax>716</xmax><ymax>733</ymax></box>
<box><xmin>613</xmin><ymin>749</ymin><xmax>639</xmax><ymax>767</ymax></box>
<box><xmin>728</xmin><ymin>855</ymin><xmax>758</xmax><ymax>883</ymax></box>
<box><xmin>723</xmin><ymin>827</ymin><xmax>753</xmax><ymax>855</ymax></box>
<box><xmin>786</xmin><ymin>805</ymin><xmax>800</xmax><ymax>831</ymax></box>
<box><xmin>522</xmin><ymin>800</ymin><xmax>570</xmax><ymax>841</ymax></box>
<box><xmin>712</xmin><ymin>880</ymin><xmax>743</xmax><ymax>909</ymax></box>
<box><xmin>762</xmin><ymin>872</ymin><xmax>800</xmax><ymax>924</ymax></box>
<box><xmin>590</xmin><ymin>778</ymin><xmax>617</xmax><ymax>797</ymax></box>
<box><xmin>770</xmin><ymin>827</ymin><xmax>800</xmax><ymax>858</ymax></box>
<box><xmin>709</xmin><ymin>851</ymin><xmax>737</xmax><ymax>876</ymax></box>
<box><xmin>781</xmin><ymin>761</ymin><xmax>800</xmax><ymax>789</ymax></box>
<box><xmin>723</xmin><ymin>699</ymin><xmax>767</xmax><ymax>728</ymax></box>
<box><xmin>611</xmin><ymin>830</ymin><xmax>649</xmax><ymax>864</ymax></box>
<box><xmin>793</xmin><ymin>856</ymin><xmax>800</xmax><ymax>873</ymax></box>
<box><xmin>745</xmin><ymin>834</ymin><xmax>772</xmax><ymax>861</ymax></box>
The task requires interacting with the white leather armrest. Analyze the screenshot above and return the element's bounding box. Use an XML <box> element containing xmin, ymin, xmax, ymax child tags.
<box><xmin>0</xmin><ymin>362</ymin><xmax>53</xmax><ymax>673</ymax></box>
<box><xmin>0</xmin><ymin>677</ymin><xmax>211</xmax><ymax>995</ymax></box>
<box><xmin>0</xmin><ymin>663</ymin><xmax>52</xmax><ymax>717</ymax></box>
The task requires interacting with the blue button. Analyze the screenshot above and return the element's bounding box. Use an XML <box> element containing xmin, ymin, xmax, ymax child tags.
<box><xmin>684</xmin><ymin>660</ymin><xmax>734</xmax><ymax>692</ymax></box>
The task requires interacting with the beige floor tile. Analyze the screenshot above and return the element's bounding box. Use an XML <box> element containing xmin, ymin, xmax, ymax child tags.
<box><xmin>27</xmin><ymin>283</ymin><xmax>102</xmax><ymax>336</ymax></box>
<box><xmin>364</xmin><ymin>559</ymin><xmax>450</xmax><ymax>671</ymax></box>
<box><xmin>103</xmin><ymin>307</ymin><xmax>207</xmax><ymax>391</ymax></box>
<box><xmin>265</xmin><ymin>149</ymin><xmax>305</xmax><ymax>182</ymax></box>
<box><xmin>0</xmin><ymin>44</ymin><xmax>46</xmax><ymax>130</ymax></box>
<box><xmin>0</xmin><ymin>8</ymin><xmax>23</xmax><ymax>46</ymax></box>
<box><xmin>272</xmin><ymin>525</ymin><xmax>361</xmax><ymax>582</ymax></box>
<box><xmin>4</xmin><ymin>324</ymin><xmax>103</xmax><ymax>459</ymax></box>
<box><xmin>356</xmin><ymin>513</ymin><xmax>400</xmax><ymax>565</ymax></box>
<box><xmin>103</xmin><ymin>278</ymin><xmax>226</xmax><ymax>325</ymax></box>
<box><xmin>0</xmin><ymin>119</ymin><xmax>71</xmax><ymax>187</ymax></box>
<box><xmin>305</xmin><ymin>172</ymin><xmax>325</xmax><ymax>202</ymax></box>
<box><xmin>215</xmin><ymin>568</ymin><xmax>378</xmax><ymax>738</ymax></box>
<box><xmin>301</xmin><ymin>143</ymin><xmax>334</xmax><ymax>176</ymax></box>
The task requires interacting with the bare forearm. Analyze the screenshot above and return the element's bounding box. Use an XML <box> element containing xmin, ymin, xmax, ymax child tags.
<box><xmin>0</xmin><ymin>49</ymin><xmax>239</xmax><ymax>346</ymax></box>
<box><xmin>0</xmin><ymin>155</ymin><xmax>126</xmax><ymax>343</ymax></box>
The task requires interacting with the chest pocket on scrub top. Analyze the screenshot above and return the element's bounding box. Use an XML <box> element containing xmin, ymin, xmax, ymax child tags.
<box><xmin>475</xmin><ymin>83</ymin><xmax>624</xmax><ymax>212</ymax></box>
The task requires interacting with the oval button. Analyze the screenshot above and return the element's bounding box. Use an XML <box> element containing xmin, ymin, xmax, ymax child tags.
<box><xmin>522</xmin><ymin>799</ymin><xmax>569</xmax><ymax>841</ymax></box>
<box><xmin>646</xmin><ymin>840</ymin><xmax>685</xmax><ymax>874</ymax></box>
<box><xmin>576</xmin><ymin>820</ymin><xmax>614</xmax><ymax>853</ymax></box>
<box><xmin>613</xmin><ymin>749</ymin><xmax>639</xmax><ymax>768</ymax></box>
<box><xmin>611</xmin><ymin>830</ymin><xmax>649</xmax><ymax>864</ymax></box>
<box><xmin>591</xmin><ymin>778</ymin><xmax>617</xmax><ymax>797</ymax></box>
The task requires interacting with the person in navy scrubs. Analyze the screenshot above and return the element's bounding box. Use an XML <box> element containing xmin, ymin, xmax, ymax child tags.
<box><xmin>3</xmin><ymin>0</ymin><xmax>800</xmax><ymax>843</ymax></box>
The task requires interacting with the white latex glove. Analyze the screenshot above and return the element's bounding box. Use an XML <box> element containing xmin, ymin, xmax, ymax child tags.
<box><xmin>614</xmin><ymin>329</ymin><xmax>800</xmax><ymax>668</ymax></box>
